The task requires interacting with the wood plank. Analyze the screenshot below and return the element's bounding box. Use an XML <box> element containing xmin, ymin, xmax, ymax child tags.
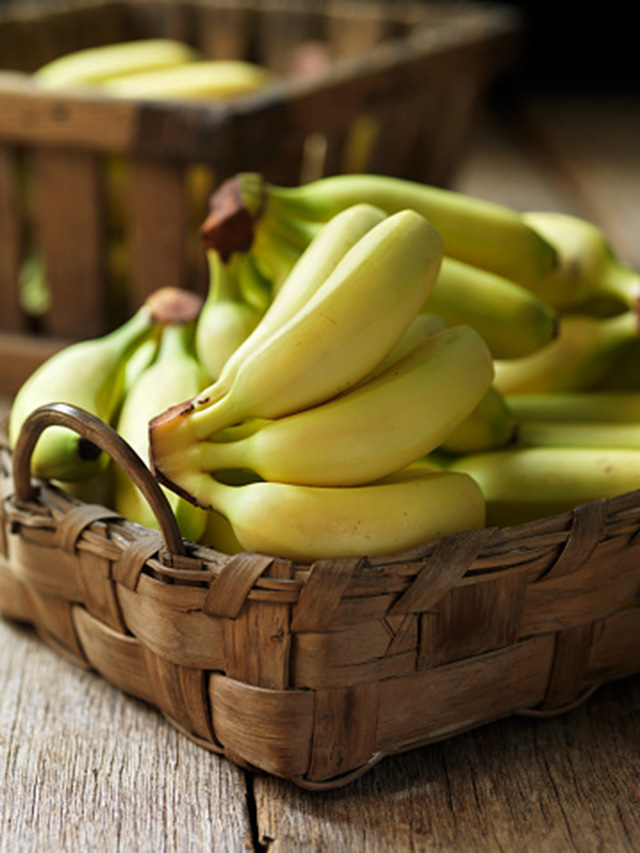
<box><xmin>0</xmin><ymin>330</ymin><xmax>68</xmax><ymax>398</ymax></box>
<box><xmin>0</xmin><ymin>617</ymin><xmax>255</xmax><ymax>851</ymax></box>
<box><xmin>0</xmin><ymin>144</ymin><xmax>24</xmax><ymax>332</ymax></box>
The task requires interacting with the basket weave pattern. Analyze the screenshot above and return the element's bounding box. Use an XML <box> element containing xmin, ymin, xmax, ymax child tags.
<box><xmin>1</xmin><ymin>406</ymin><xmax>639</xmax><ymax>788</ymax></box>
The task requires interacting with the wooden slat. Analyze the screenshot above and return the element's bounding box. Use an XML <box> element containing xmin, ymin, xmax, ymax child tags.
<box><xmin>30</xmin><ymin>147</ymin><xmax>109</xmax><ymax>338</ymax></box>
<box><xmin>0</xmin><ymin>144</ymin><xmax>24</xmax><ymax>332</ymax></box>
<box><xmin>126</xmin><ymin>158</ymin><xmax>191</xmax><ymax>307</ymax></box>
<box><xmin>0</xmin><ymin>331</ymin><xmax>68</xmax><ymax>398</ymax></box>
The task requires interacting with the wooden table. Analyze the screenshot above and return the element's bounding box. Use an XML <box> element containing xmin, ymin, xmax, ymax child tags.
<box><xmin>1</xmin><ymin>94</ymin><xmax>639</xmax><ymax>852</ymax></box>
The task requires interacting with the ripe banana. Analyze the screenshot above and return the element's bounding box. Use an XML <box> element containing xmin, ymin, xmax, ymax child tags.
<box><xmin>438</xmin><ymin>385</ymin><xmax>518</xmax><ymax>455</ymax></box>
<box><xmin>149</xmin><ymin>209</ymin><xmax>443</xmax><ymax>499</ymax></box>
<box><xmin>195</xmin><ymin>250</ymin><xmax>262</xmax><ymax>382</ymax></box>
<box><xmin>196</xmin><ymin>202</ymin><xmax>388</xmax><ymax>407</ymax></box>
<box><xmin>522</xmin><ymin>210</ymin><xmax>640</xmax><ymax>312</ymax></box>
<box><xmin>227</xmin><ymin>172</ymin><xmax>558</xmax><ymax>291</ymax></box>
<box><xmin>9</xmin><ymin>287</ymin><xmax>201</xmax><ymax>482</ymax></box>
<box><xmin>194</xmin><ymin>466</ymin><xmax>486</xmax><ymax>562</ymax></box>
<box><xmin>168</xmin><ymin>324</ymin><xmax>493</xmax><ymax>495</ymax></box>
<box><xmin>101</xmin><ymin>59</ymin><xmax>274</xmax><ymax>101</ymax></box>
<box><xmin>33</xmin><ymin>38</ymin><xmax>202</xmax><ymax>90</ymax></box>
<box><xmin>449</xmin><ymin>446</ymin><xmax>640</xmax><ymax>527</ymax></box>
<box><xmin>425</xmin><ymin>257</ymin><xmax>559</xmax><ymax>359</ymax></box>
<box><xmin>493</xmin><ymin>310</ymin><xmax>640</xmax><ymax>395</ymax></box>
<box><xmin>114</xmin><ymin>320</ymin><xmax>209</xmax><ymax>542</ymax></box>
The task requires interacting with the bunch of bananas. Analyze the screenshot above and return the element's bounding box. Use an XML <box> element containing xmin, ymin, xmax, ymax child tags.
<box><xmin>9</xmin><ymin>169</ymin><xmax>640</xmax><ymax>562</ymax></box>
<box><xmin>18</xmin><ymin>39</ymin><xmax>276</xmax><ymax>323</ymax></box>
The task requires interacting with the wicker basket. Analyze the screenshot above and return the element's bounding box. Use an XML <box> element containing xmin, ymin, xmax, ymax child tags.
<box><xmin>0</xmin><ymin>0</ymin><xmax>519</xmax><ymax>396</ymax></box>
<box><xmin>2</xmin><ymin>402</ymin><xmax>639</xmax><ymax>789</ymax></box>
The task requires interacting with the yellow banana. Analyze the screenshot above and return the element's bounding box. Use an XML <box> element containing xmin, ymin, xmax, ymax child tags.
<box><xmin>425</xmin><ymin>257</ymin><xmax>559</xmax><ymax>359</ymax></box>
<box><xmin>149</xmin><ymin>209</ymin><xmax>443</xmax><ymax>498</ymax></box>
<box><xmin>449</xmin><ymin>446</ymin><xmax>640</xmax><ymax>527</ymax></box>
<box><xmin>522</xmin><ymin>210</ymin><xmax>640</xmax><ymax>312</ymax></box>
<box><xmin>227</xmin><ymin>172</ymin><xmax>558</xmax><ymax>291</ymax></box>
<box><xmin>494</xmin><ymin>310</ymin><xmax>640</xmax><ymax>395</ymax></box>
<box><xmin>33</xmin><ymin>38</ymin><xmax>202</xmax><ymax>90</ymax></box>
<box><xmin>195</xmin><ymin>467</ymin><xmax>486</xmax><ymax>562</ymax></box>
<box><xmin>101</xmin><ymin>59</ymin><xmax>274</xmax><ymax>101</ymax></box>
<box><xmin>195</xmin><ymin>203</ymin><xmax>388</xmax><ymax>406</ymax></box>
<box><xmin>195</xmin><ymin>250</ymin><xmax>262</xmax><ymax>382</ymax></box>
<box><xmin>199</xmin><ymin>509</ymin><xmax>245</xmax><ymax>554</ymax></box>
<box><xmin>168</xmin><ymin>324</ymin><xmax>493</xmax><ymax>495</ymax></box>
<box><xmin>114</xmin><ymin>321</ymin><xmax>209</xmax><ymax>542</ymax></box>
<box><xmin>438</xmin><ymin>385</ymin><xmax>518</xmax><ymax>455</ymax></box>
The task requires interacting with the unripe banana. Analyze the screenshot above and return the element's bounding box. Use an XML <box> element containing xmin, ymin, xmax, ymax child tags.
<box><xmin>425</xmin><ymin>257</ymin><xmax>559</xmax><ymax>359</ymax></box>
<box><xmin>149</xmin><ymin>210</ymin><xmax>443</xmax><ymax>499</ymax></box>
<box><xmin>450</xmin><ymin>446</ymin><xmax>640</xmax><ymax>527</ymax></box>
<box><xmin>172</xmin><ymin>324</ymin><xmax>492</xmax><ymax>494</ymax></box>
<box><xmin>516</xmin><ymin>420</ymin><xmax>640</xmax><ymax>450</ymax></box>
<box><xmin>196</xmin><ymin>467</ymin><xmax>486</xmax><ymax>562</ymax></box>
<box><xmin>195</xmin><ymin>250</ymin><xmax>262</xmax><ymax>382</ymax></box>
<box><xmin>114</xmin><ymin>320</ymin><xmax>209</xmax><ymax>542</ymax></box>
<box><xmin>33</xmin><ymin>38</ymin><xmax>202</xmax><ymax>90</ymax></box>
<box><xmin>506</xmin><ymin>390</ymin><xmax>640</xmax><ymax>424</ymax></box>
<box><xmin>101</xmin><ymin>59</ymin><xmax>274</xmax><ymax>101</ymax></box>
<box><xmin>7</xmin><ymin>289</ymin><xmax>193</xmax><ymax>481</ymax></box>
<box><xmin>494</xmin><ymin>310</ymin><xmax>640</xmax><ymax>395</ymax></box>
<box><xmin>228</xmin><ymin>172</ymin><xmax>558</xmax><ymax>291</ymax></box>
<box><xmin>438</xmin><ymin>385</ymin><xmax>518</xmax><ymax>455</ymax></box>
<box><xmin>522</xmin><ymin>210</ymin><xmax>640</xmax><ymax>312</ymax></box>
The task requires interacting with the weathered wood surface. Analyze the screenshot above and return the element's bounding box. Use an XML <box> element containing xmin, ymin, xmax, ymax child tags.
<box><xmin>1</xmin><ymin>95</ymin><xmax>640</xmax><ymax>851</ymax></box>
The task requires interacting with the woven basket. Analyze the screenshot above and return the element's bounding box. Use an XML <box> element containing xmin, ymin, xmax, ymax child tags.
<box><xmin>1</xmin><ymin>402</ymin><xmax>640</xmax><ymax>789</ymax></box>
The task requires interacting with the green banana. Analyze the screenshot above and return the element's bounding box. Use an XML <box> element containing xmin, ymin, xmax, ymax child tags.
<box><xmin>516</xmin><ymin>420</ymin><xmax>640</xmax><ymax>450</ymax></box>
<box><xmin>194</xmin><ymin>466</ymin><xmax>486</xmax><ymax>562</ymax></box>
<box><xmin>425</xmin><ymin>257</ymin><xmax>559</xmax><ymax>359</ymax></box>
<box><xmin>449</xmin><ymin>446</ymin><xmax>640</xmax><ymax>527</ymax></box>
<box><xmin>438</xmin><ymin>385</ymin><xmax>519</xmax><ymax>455</ymax></box>
<box><xmin>195</xmin><ymin>250</ymin><xmax>263</xmax><ymax>382</ymax></box>
<box><xmin>522</xmin><ymin>210</ymin><xmax>640</xmax><ymax>312</ymax></box>
<box><xmin>226</xmin><ymin>172</ymin><xmax>559</xmax><ymax>291</ymax></box>
<box><xmin>149</xmin><ymin>209</ymin><xmax>443</xmax><ymax>499</ymax></box>
<box><xmin>114</xmin><ymin>320</ymin><xmax>209</xmax><ymax>542</ymax></box>
<box><xmin>33</xmin><ymin>38</ymin><xmax>202</xmax><ymax>90</ymax></box>
<box><xmin>494</xmin><ymin>310</ymin><xmax>640</xmax><ymax>395</ymax></box>
<box><xmin>168</xmin><ymin>324</ymin><xmax>493</xmax><ymax>494</ymax></box>
<box><xmin>506</xmin><ymin>390</ymin><xmax>640</xmax><ymax>424</ymax></box>
<box><xmin>9</xmin><ymin>287</ymin><xmax>202</xmax><ymax>482</ymax></box>
<box><xmin>101</xmin><ymin>59</ymin><xmax>274</xmax><ymax>101</ymax></box>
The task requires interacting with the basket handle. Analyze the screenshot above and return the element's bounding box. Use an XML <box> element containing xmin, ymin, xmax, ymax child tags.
<box><xmin>11</xmin><ymin>402</ymin><xmax>186</xmax><ymax>557</ymax></box>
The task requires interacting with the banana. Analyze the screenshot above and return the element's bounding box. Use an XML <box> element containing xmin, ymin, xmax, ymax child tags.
<box><xmin>194</xmin><ymin>466</ymin><xmax>486</xmax><ymax>562</ymax></box>
<box><xmin>493</xmin><ymin>310</ymin><xmax>640</xmax><ymax>395</ymax></box>
<box><xmin>236</xmin><ymin>250</ymin><xmax>273</xmax><ymax>315</ymax></box>
<box><xmin>100</xmin><ymin>59</ymin><xmax>275</xmax><ymax>101</ymax></box>
<box><xmin>438</xmin><ymin>385</ymin><xmax>519</xmax><ymax>455</ymax></box>
<box><xmin>196</xmin><ymin>203</ymin><xmax>388</xmax><ymax>405</ymax></box>
<box><xmin>195</xmin><ymin>250</ymin><xmax>263</xmax><ymax>382</ymax></box>
<box><xmin>114</xmin><ymin>320</ymin><xmax>209</xmax><ymax>542</ymax></box>
<box><xmin>163</xmin><ymin>324</ymin><xmax>493</xmax><ymax>495</ymax></box>
<box><xmin>506</xmin><ymin>390</ymin><xmax>640</xmax><ymax>424</ymax></box>
<box><xmin>226</xmin><ymin>172</ymin><xmax>558</xmax><ymax>291</ymax></box>
<box><xmin>199</xmin><ymin>508</ymin><xmax>245</xmax><ymax>554</ymax></box>
<box><xmin>425</xmin><ymin>257</ymin><xmax>559</xmax><ymax>359</ymax></box>
<box><xmin>516</xmin><ymin>420</ymin><xmax>640</xmax><ymax>451</ymax></box>
<box><xmin>522</xmin><ymin>210</ymin><xmax>640</xmax><ymax>312</ymax></box>
<box><xmin>33</xmin><ymin>38</ymin><xmax>202</xmax><ymax>90</ymax></box>
<box><xmin>149</xmin><ymin>209</ymin><xmax>443</xmax><ymax>499</ymax></box>
<box><xmin>449</xmin><ymin>446</ymin><xmax>640</xmax><ymax>527</ymax></box>
<box><xmin>8</xmin><ymin>287</ymin><xmax>202</xmax><ymax>482</ymax></box>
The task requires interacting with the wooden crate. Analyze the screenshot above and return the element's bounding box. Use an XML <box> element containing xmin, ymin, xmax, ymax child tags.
<box><xmin>0</xmin><ymin>0</ymin><xmax>520</xmax><ymax>395</ymax></box>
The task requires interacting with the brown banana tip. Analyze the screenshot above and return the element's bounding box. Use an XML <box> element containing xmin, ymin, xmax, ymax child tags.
<box><xmin>148</xmin><ymin>398</ymin><xmax>195</xmax><ymax>433</ymax></box>
<box><xmin>201</xmin><ymin>175</ymin><xmax>264</xmax><ymax>261</ymax></box>
<box><xmin>144</xmin><ymin>287</ymin><xmax>204</xmax><ymax>325</ymax></box>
